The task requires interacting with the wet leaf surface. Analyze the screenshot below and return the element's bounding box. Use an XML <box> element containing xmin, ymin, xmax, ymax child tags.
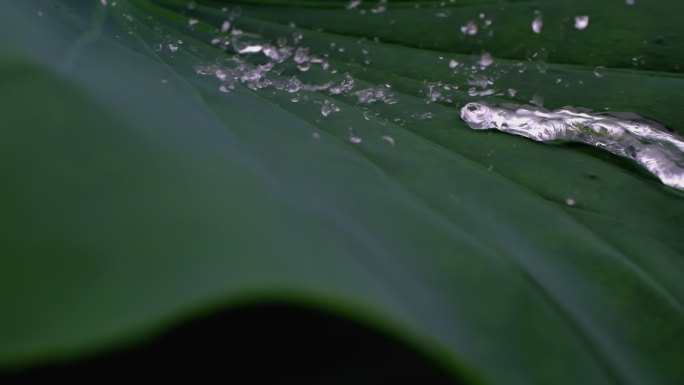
<box><xmin>1</xmin><ymin>1</ymin><xmax>683</xmax><ymax>384</ymax></box>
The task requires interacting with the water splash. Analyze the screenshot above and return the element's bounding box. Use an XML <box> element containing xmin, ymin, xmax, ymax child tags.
<box><xmin>460</xmin><ymin>102</ymin><xmax>684</xmax><ymax>190</ymax></box>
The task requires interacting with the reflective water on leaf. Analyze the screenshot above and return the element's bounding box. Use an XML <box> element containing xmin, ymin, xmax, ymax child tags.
<box><xmin>461</xmin><ymin>102</ymin><xmax>684</xmax><ymax>190</ymax></box>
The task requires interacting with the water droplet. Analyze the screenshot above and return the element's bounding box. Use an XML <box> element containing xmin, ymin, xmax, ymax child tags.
<box><xmin>530</xmin><ymin>94</ymin><xmax>544</xmax><ymax>106</ymax></box>
<box><xmin>292</xmin><ymin>32</ymin><xmax>303</xmax><ymax>44</ymax></box>
<box><xmin>370</xmin><ymin>0</ymin><xmax>388</xmax><ymax>14</ymax></box>
<box><xmin>312</xmin><ymin>132</ymin><xmax>321</xmax><ymax>139</ymax></box>
<box><xmin>188</xmin><ymin>18</ymin><xmax>198</xmax><ymax>27</ymax></box>
<box><xmin>354</xmin><ymin>86</ymin><xmax>396</xmax><ymax>105</ymax></box>
<box><xmin>532</xmin><ymin>12</ymin><xmax>543</xmax><ymax>34</ymax></box>
<box><xmin>565</xmin><ymin>198</ymin><xmax>576</xmax><ymax>206</ymax></box>
<box><xmin>478</xmin><ymin>52</ymin><xmax>493</xmax><ymax>68</ymax></box>
<box><xmin>594</xmin><ymin>66</ymin><xmax>606</xmax><ymax>78</ymax></box>
<box><xmin>536</xmin><ymin>60</ymin><xmax>548</xmax><ymax>74</ymax></box>
<box><xmin>574</xmin><ymin>15</ymin><xmax>589</xmax><ymax>30</ymax></box>
<box><xmin>297</xmin><ymin>62</ymin><xmax>311</xmax><ymax>72</ymax></box>
<box><xmin>329</xmin><ymin>74</ymin><xmax>355</xmax><ymax>95</ymax></box>
<box><xmin>448</xmin><ymin>59</ymin><xmax>460</xmax><ymax>69</ymax></box>
<box><xmin>349</xmin><ymin>135</ymin><xmax>363</xmax><ymax>144</ymax></box>
<box><xmin>460</xmin><ymin>101</ymin><xmax>684</xmax><ymax>191</ymax></box>
<box><xmin>346</xmin><ymin>0</ymin><xmax>361</xmax><ymax>10</ymax></box>
<box><xmin>321</xmin><ymin>100</ymin><xmax>340</xmax><ymax>117</ymax></box>
<box><xmin>219</xmin><ymin>84</ymin><xmax>233</xmax><ymax>93</ymax></box>
<box><xmin>381</xmin><ymin>135</ymin><xmax>395</xmax><ymax>146</ymax></box>
<box><xmin>168</xmin><ymin>43</ymin><xmax>179</xmax><ymax>52</ymax></box>
<box><xmin>221</xmin><ymin>21</ymin><xmax>231</xmax><ymax>32</ymax></box>
<box><xmin>460</xmin><ymin>21</ymin><xmax>478</xmax><ymax>35</ymax></box>
<box><xmin>425</xmin><ymin>82</ymin><xmax>455</xmax><ymax>104</ymax></box>
<box><xmin>238</xmin><ymin>44</ymin><xmax>262</xmax><ymax>54</ymax></box>
<box><xmin>626</xmin><ymin>0</ymin><xmax>635</xmax><ymax>5</ymax></box>
<box><xmin>294</xmin><ymin>47</ymin><xmax>309</xmax><ymax>64</ymax></box>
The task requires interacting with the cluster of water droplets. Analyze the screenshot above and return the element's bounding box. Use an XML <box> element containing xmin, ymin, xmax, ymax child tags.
<box><xmin>152</xmin><ymin>0</ymin><xmax>683</xmax><ymax>191</ymax></box>
<box><xmin>460</xmin><ymin>13</ymin><xmax>494</xmax><ymax>37</ymax></box>
<box><xmin>189</xmin><ymin>10</ymin><xmax>404</xmax><ymax>120</ymax></box>
<box><xmin>182</xmin><ymin>0</ymin><xmax>646</xmax><ymax>118</ymax></box>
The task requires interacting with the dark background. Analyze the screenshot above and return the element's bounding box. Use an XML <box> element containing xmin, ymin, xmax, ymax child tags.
<box><xmin>3</xmin><ymin>304</ymin><xmax>461</xmax><ymax>384</ymax></box>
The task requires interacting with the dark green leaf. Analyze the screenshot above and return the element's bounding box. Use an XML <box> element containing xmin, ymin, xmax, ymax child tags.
<box><xmin>1</xmin><ymin>1</ymin><xmax>683</xmax><ymax>384</ymax></box>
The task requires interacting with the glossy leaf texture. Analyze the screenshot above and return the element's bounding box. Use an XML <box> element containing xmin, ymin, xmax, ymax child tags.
<box><xmin>0</xmin><ymin>0</ymin><xmax>683</xmax><ymax>384</ymax></box>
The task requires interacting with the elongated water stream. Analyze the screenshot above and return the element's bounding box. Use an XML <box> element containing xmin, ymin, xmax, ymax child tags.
<box><xmin>461</xmin><ymin>102</ymin><xmax>684</xmax><ymax>191</ymax></box>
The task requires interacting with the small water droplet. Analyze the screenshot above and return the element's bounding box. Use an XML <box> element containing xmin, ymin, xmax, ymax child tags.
<box><xmin>221</xmin><ymin>20</ymin><xmax>231</xmax><ymax>32</ymax></box>
<box><xmin>574</xmin><ymin>15</ymin><xmax>589</xmax><ymax>30</ymax></box>
<box><xmin>370</xmin><ymin>0</ymin><xmax>388</xmax><ymax>14</ymax></box>
<box><xmin>460</xmin><ymin>21</ymin><xmax>478</xmax><ymax>35</ymax></box>
<box><xmin>381</xmin><ymin>135</ymin><xmax>395</xmax><ymax>146</ymax></box>
<box><xmin>354</xmin><ymin>86</ymin><xmax>396</xmax><ymax>105</ymax></box>
<box><xmin>536</xmin><ymin>60</ymin><xmax>548</xmax><ymax>74</ymax></box>
<box><xmin>294</xmin><ymin>47</ymin><xmax>309</xmax><ymax>64</ymax></box>
<box><xmin>532</xmin><ymin>11</ymin><xmax>543</xmax><ymax>34</ymax></box>
<box><xmin>239</xmin><ymin>45</ymin><xmax>262</xmax><ymax>54</ymax></box>
<box><xmin>321</xmin><ymin>100</ymin><xmax>340</xmax><ymax>117</ymax></box>
<box><xmin>219</xmin><ymin>83</ymin><xmax>234</xmax><ymax>93</ymax></box>
<box><xmin>530</xmin><ymin>94</ymin><xmax>544</xmax><ymax>106</ymax></box>
<box><xmin>349</xmin><ymin>135</ymin><xmax>363</xmax><ymax>144</ymax></box>
<box><xmin>448</xmin><ymin>59</ymin><xmax>460</xmax><ymax>69</ymax></box>
<box><xmin>626</xmin><ymin>0</ymin><xmax>635</xmax><ymax>5</ymax></box>
<box><xmin>594</xmin><ymin>66</ymin><xmax>606</xmax><ymax>78</ymax></box>
<box><xmin>188</xmin><ymin>18</ymin><xmax>198</xmax><ymax>27</ymax></box>
<box><xmin>292</xmin><ymin>32</ymin><xmax>303</xmax><ymax>44</ymax></box>
<box><xmin>478</xmin><ymin>52</ymin><xmax>493</xmax><ymax>68</ymax></box>
<box><xmin>346</xmin><ymin>0</ymin><xmax>361</xmax><ymax>10</ymax></box>
<box><xmin>565</xmin><ymin>197</ymin><xmax>576</xmax><ymax>206</ymax></box>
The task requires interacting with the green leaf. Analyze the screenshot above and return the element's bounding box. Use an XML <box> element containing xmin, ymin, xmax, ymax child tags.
<box><xmin>1</xmin><ymin>0</ymin><xmax>683</xmax><ymax>384</ymax></box>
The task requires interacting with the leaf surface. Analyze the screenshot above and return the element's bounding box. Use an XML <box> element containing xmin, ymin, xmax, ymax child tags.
<box><xmin>1</xmin><ymin>1</ymin><xmax>683</xmax><ymax>384</ymax></box>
